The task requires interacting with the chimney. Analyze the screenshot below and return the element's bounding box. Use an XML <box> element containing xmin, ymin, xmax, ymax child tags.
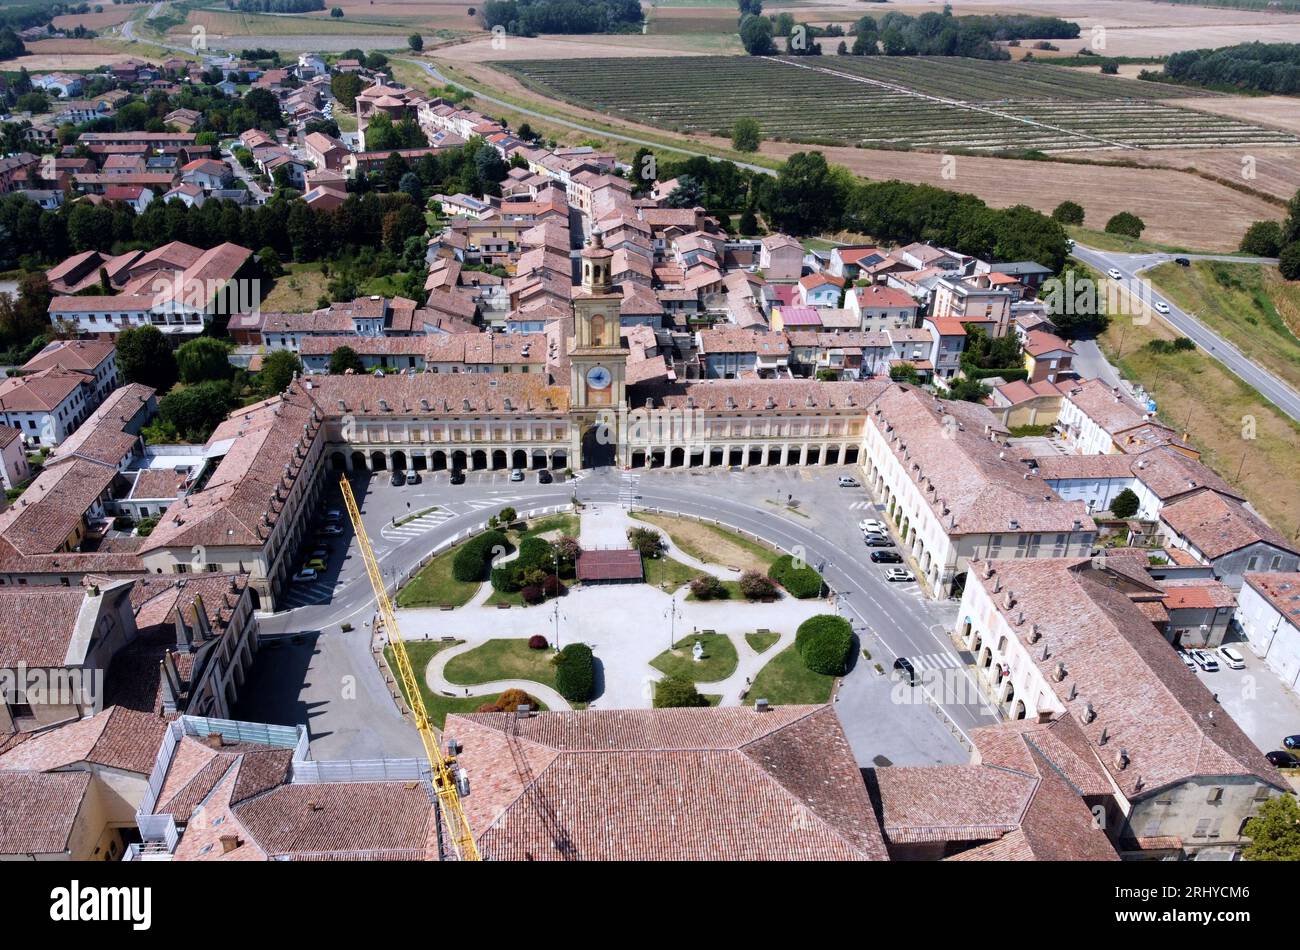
<box><xmin>1083</xmin><ymin>702</ymin><xmax>1096</xmax><ymax>724</ymax></box>
<box><xmin>1114</xmin><ymin>748</ymin><xmax>1129</xmax><ymax>770</ymax></box>
<box><xmin>175</xmin><ymin>607</ymin><xmax>193</xmax><ymax>650</ymax></box>
<box><xmin>203</xmin><ymin>732</ymin><xmax>224</xmax><ymax>749</ymax></box>
<box><xmin>1028</xmin><ymin>623</ymin><xmax>1040</xmax><ymax>643</ymax></box>
<box><xmin>1053</xmin><ymin>661</ymin><xmax>1066</xmax><ymax>682</ymax></box>
<box><xmin>754</xmin><ymin>698</ymin><xmax>770</xmax><ymax>712</ymax></box>
<box><xmin>219</xmin><ymin>835</ymin><xmax>241</xmax><ymax>854</ymax></box>
<box><xmin>191</xmin><ymin>594</ymin><xmax>213</xmax><ymax>643</ymax></box>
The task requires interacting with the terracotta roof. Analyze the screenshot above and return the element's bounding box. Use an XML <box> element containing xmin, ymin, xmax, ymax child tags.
<box><xmin>1244</xmin><ymin>573</ymin><xmax>1300</xmax><ymax>628</ymax></box>
<box><xmin>1160</xmin><ymin>490</ymin><xmax>1297</xmax><ymax>560</ymax></box>
<box><xmin>576</xmin><ymin>548</ymin><xmax>643</xmax><ymax>581</ymax></box>
<box><xmin>449</xmin><ymin>706</ymin><xmax>887</xmax><ymax>861</ymax></box>
<box><xmin>0</xmin><ymin>458</ymin><xmax>116</xmax><ymax>556</ymax></box>
<box><xmin>0</xmin><ymin>367</ymin><xmax>89</xmax><ymax>411</ymax></box>
<box><xmin>0</xmin><ymin>771</ymin><xmax>91</xmax><ymax>855</ymax></box>
<box><xmin>0</xmin><ymin>706</ymin><xmax>167</xmax><ymax>775</ymax></box>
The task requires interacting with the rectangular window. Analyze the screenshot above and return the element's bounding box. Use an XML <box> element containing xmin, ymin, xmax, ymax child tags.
<box><xmin>1207</xmin><ymin>787</ymin><xmax>1224</xmax><ymax>803</ymax></box>
<box><xmin>1192</xmin><ymin>818</ymin><xmax>1211</xmax><ymax>838</ymax></box>
<box><xmin>1247</xmin><ymin>556</ymin><xmax>1260</xmax><ymax>571</ymax></box>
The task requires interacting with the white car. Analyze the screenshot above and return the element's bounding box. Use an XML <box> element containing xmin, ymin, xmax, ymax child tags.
<box><xmin>1153</xmin><ymin>301</ymin><xmax>1171</xmax><ymax>315</ymax></box>
<box><xmin>1218</xmin><ymin>645</ymin><xmax>1246</xmax><ymax>670</ymax></box>
<box><xmin>1190</xmin><ymin>649</ymin><xmax>1219</xmax><ymax>672</ymax></box>
<box><xmin>837</xmin><ymin>476</ymin><xmax>860</xmax><ymax>488</ymax></box>
<box><xmin>884</xmin><ymin>567</ymin><xmax>915</xmax><ymax>582</ymax></box>
<box><xmin>859</xmin><ymin>519</ymin><xmax>888</xmax><ymax>534</ymax></box>
<box><xmin>292</xmin><ymin>568</ymin><xmax>318</xmax><ymax>583</ymax></box>
<box><xmin>1177</xmin><ymin>649</ymin><xmax>1197</xmax><ymax>672</ymax></box>
<box><xmin>509</xmin><ymin>468</ymin><xmax>524</xmax><ymax>482</ymax></box>
<box><xmin>1106</xmin><ymin>267</ymin><xmax>1123</xmax><ymax>280</ymax></box>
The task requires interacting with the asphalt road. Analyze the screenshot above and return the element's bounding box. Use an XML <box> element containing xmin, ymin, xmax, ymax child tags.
<box><xmin>1070</xmin><ymin>243</ymin><xmax>1300</xmax><ymax>423</ymax></box>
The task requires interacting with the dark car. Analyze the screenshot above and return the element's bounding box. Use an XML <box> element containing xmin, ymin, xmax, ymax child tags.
<box><xmin>1267</xmin><ymin>750</ymin><xmax>1299</xmax><ymax>769</ymax></box>
<box><xmin>1284</xmin><ymin>735</ymin><xmax>1300</xmax><ymax>750</ymax></box>
<box><xmin>1174</xmin><ymin>256</ymin><xmax>1191</xmax><ymax>267</ymax></box>
<box><xmin>449</xmin><ymin>469</ymin><xmax>466</xmax><ymax>485</ymax></box>
<box><xmin>537</xmin><ymin>469</ymin><xmax>553</xmax><ymax>484</ymax></box>
<box><xmin>870</xmin><ymin>550</ymin><xmax>903</xmax><ymax>563</ymax></box>
<box><xmin>892</xmin><ymin>657</ymin><xmax>917</xmax><ymax>686</ymax></box>
<box><xmin>390</xmin><ymin>470</ymin><xmax>404</xmax><ymax>487</ymax></box>
<box><xmin>862</xmin><ymin>534</ymin><xmax>893</xmax><ymax>547</ymax></box>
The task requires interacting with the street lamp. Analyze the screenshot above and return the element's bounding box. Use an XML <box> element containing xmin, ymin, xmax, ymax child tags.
<box><xmin>664</xmin><ymin>593</ymin><xmax>681</xmax><ymax>651</ymax></box>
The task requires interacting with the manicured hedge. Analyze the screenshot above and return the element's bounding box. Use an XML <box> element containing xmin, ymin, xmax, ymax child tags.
<box><xmin>554</xmin><ymin>643</ymin><xmax>595</xmax><ymax>702</ymax></box>
<box><xmin>795</xmin><ymin>615</ymin><xmax>853</xmax><ymax>676</ymax></box>
<box><xmin>768</xmin><ymin>554</ymin><xmax>824</xmax><ymax>599</ymax></box>
<box><xmin>654</xmin><ymin>675</ymin><xmax>708</xmax><ymax>708</ymax></box>
<box><xmin>490</xmin><ymin>536</ymin><xmax>556</xmax><ymax>592</ymax></box>
<box><xmin>452</xmin><ymin>529</ymin><xmax>510</xmax><ymax>582</ymax></box>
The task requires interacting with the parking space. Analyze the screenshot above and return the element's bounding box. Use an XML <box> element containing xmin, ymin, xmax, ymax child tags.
<box><xmin>1190</xmin><ymin>640</ymin><xmax>1300</xmax><ymax>768</ymax></box>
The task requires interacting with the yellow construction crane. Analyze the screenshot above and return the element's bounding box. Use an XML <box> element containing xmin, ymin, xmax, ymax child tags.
<box><xmin>339</xmin><ymin>475</ymin><xmax>481</xmax><ymax>862</ymax></box>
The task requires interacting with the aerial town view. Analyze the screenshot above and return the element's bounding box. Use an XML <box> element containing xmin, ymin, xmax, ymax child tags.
<box><xmin>3</xmin><ymin>0</ymin><xmax>1300</xmax><ymax>910</ymax></box>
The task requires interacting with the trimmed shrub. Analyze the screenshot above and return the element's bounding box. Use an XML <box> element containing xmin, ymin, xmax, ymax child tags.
<box><xmin>1110</xmin><ymin>488</ymin><xmax>1140</xmax><ymax>519</ymax></box>
<box><xmin>496</xmin><ymin>688</ymin><xmax>539</xmax><ymax>712</ymax></box>
<box><xmin>554</xmin><ymin>643</ymin><xmax>595</xmax><ymax>702</ymax></box>
<box><xmin>453</xmin><ymin>529</ymin><xmax>509</xmax><ymax>582</ymax></box>
<box><xmin>768</xmin><ymin>554</ymin><xmax>824</xmax><ymax>599</ymax></box>
<box><xmin>490</xmin><ymin>536</ymin><xmax>554</xmax><ymax>592</ymax></box>
<box><xmin>542</xmin><ymin>574</ymin><xmax>563</xmax><ymax>597</ymax></box>
<box><xmin>795</xmin><ymin>615</ymin><xmax>854</xmax><ymax>676</ymax></box>
<box><xmin>740</xmin><ymin>571</ymin><xmax>778</xmax><ymax>600</ymax></box>
<box><xmin>654</xmin><ymin>675</ymin><xmax>709</xmax><ymax>708</ymax></box>
<box><xmin>521</xmin><ymin>584</ymin><xmax>544</xmax><ymax>605</ymax></box>
<box><xmin>690</xmin><ymin>574</ymin><xmax>726</xmax><ymax>600</ymax></box>
<box><xmin>475</xmin><ymin>702</ymin><xmax>504</xmax><ymax>713</ymax></box>
<box><xmin>627</xmin><ymin>526</ymin><xmax>665</xmax><ymax>557</ymax></box>
<box><xmin>528</xmin><ymin>634</ymin><xmax>548</xmax><ymax>650</ymax></box>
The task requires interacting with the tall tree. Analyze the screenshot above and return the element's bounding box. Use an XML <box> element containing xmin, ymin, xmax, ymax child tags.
<box><xmin>117</xmin><ymin>325</ymin><xmax>178</xmax><ymax>392</ymax></box>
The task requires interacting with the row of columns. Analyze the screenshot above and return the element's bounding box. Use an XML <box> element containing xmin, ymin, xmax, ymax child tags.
<box><xmin>334</xmin><ymin>445</ymin><xmax>570</xmax><ymax>473</ymax></box>
<box><xmin>625</xmin><ymin>441</ymin><xmax>860</xmax><ymax>469</ymax></box>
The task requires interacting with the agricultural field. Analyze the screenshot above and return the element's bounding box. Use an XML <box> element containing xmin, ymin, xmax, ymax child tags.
<box><xmin>497</xmin><ymin>55</ymin><xmax>1300</xmax><ymax>153</ymax></box>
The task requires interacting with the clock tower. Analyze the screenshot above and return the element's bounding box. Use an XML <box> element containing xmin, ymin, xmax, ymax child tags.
<box><xmin>569</xmin><ymin>232</ymin><xmax>628</xmax><ymax>467</ymax></box>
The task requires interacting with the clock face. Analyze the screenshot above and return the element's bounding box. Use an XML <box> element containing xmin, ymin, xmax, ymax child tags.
<box><xmin>586</xmin><ymin>366</ymin><xmax>612</xmax><ymax>390</ymax></box>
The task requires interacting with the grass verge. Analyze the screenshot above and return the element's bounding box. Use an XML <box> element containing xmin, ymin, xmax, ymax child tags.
<box><xmin>650</xmin><ymin>633</ymin><xmax>738</xmax><ymax>683</ymax></box>
<box><xmin>442</xmin><ymin>638</ymin><xmax>558</xmax><ymax>689</ymax></box>
<box><xmin>747</xmin><ymin>644</ymin><xmax>835</xmax><ymax>705</ymax></box>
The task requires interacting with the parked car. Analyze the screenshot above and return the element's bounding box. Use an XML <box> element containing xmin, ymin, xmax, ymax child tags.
<box><xmin>863</xmin><ymin>534</ymin><xmax>893</xmax><ymax>547</ymax></box>
<box><xmin>858</xmin><ymin>519</ymin><xmax>887</xmax><ymax>534</ymax></box>
<box><xmin>1177</xmin><ymin>649</ymin><xmax>1197</xmax><ymax>672</ymax></box>
<box><xmin>390</xmin><ymin>470</ymin><xmax>405</xmax><ymax>487</ymax></box>
<box><xmin>1153</xmin><ymin>301</ymin><xmax>1170</xmax><ymax>315</ymax></box>
<box><xmin>292</xmin><ymin>568</ymin><xmax>318</xmax><ymax>583</ymax></box>
<box><xmin>892</xmin><ymin>656</ymin><xmax>917</xmax><ymax>686</ymax></box>
<box><xmin>870</xmin><ymin>550</ymin><xmax>903</xmax><ymax>564</ymax></box>
<box><xmin>309</xmin><ymin>547</ymin><xmax>330</xmax><ymax>561</ymax></box>
<box><xmin>406</xmin><ymin>470</ymin><xmax>420</xmax><ymax>485</ymax></box>
<box><xmin>317</xmin><ymin>524</ymin><xmax>343</xmax><ymax>537</ymax></box>
<box><xmin>1266</xmin><ymin>750</ymin><xmax>1299</xmax><ymax>769</ymax></box>
<box><xmin>1283</xmin><ymin>735</ymin><xmax>1300</xmax><ymax>750</ymax></box>
<box><xmin>323</xmin><ymin>509</ymin><xmax>342</xmax><ymax>522</ymax></box>
<box><xmin>509</xmin><ymin>468</ymin><xmax>524</xmax><ymax>482</ymax></box>
<box><xmin>449</xmin><ymin>470</ymin><xmax>466</xmax><ymax>485</ymax></box>
<box><xmin>1218</xmin><ymin>645</ymin><xmax>1246</xmax><ymax>670</ymax></box>
<box><xmin>1106</xmin><ymin>267</ymin><xmax>1123</xmax><ymax>280</ymax></box>
<box><xmin>885</xmin><ymin>567</ymin><xmax>915</xmax><ymax>582</ymax></box>
<box><xmin>537</xmin><ymin>469</ymin><xmax>553</xmax><ymax>484</ymax></box>
<box><xmin>1190</xmin><ymin>649</ymin><xmax>1219</xmax><ymax>672</ymax></box>
<box><xmin>304</xmin><ymin>557</ymin><xmax>327</xmax><ymax>572</ymax></box>
<box><xmin>1174</xmin><ymin>257</ymin><xmax>1191</xmax><ymax>267</ymax></box>
<box><xmin>837</xmin><ymin>476</ymin><xmax>860</xmax><ymax>488</ymax></box>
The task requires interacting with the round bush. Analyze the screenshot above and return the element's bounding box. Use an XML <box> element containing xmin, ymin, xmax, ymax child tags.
<box><xmin>739</xmin><ymin>571</ymin><xmax>778</xmax><ymax>601</ymax></box>
<box><xmin>690</xmin><ymin>574</ymin><xmax>725</xmax><ymax>600</ymax></box>
<box><xmin>528</xmin><ymin>634</ymin><xmax>548</xmax><ymax>650</ymax></box>
<box><xmin>554</xmin><ymin>643</ymin><xmax>595</xmax><ymax>702</ymax></box>
<box><xmin>521</xmin><ymin>584</ymin><xmax>544</xmax><ymax>605</ymax></box>
<box><xmin>496</xmin><ymin>688</ymin><xmax>539</xmax><ymax>712</ymax></box>
<box><xmin>653</xmin><ymin>675</ymin><xmax>709</xmax><ymax>708</ymax></box>
<box><xmin>542</xmin><ymin>574</ymin><xmax>563</xmax><ymax>597</ymax></box>
<box><xmin>452</xmin><ymin>529</ymin><xmax>509</xmax><ymax>583</ymax></box>
<box><xmin>768</xmin><ymin>554</ymin><xmax>824</xmax><ymax>599</ymax></box>
<box><xmin>795</xmin><ymin>615</ymin><xmax>854</xmax><ymax>676</ymax></box>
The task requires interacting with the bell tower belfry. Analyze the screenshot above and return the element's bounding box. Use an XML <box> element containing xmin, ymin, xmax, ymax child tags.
<box><xmin>569</xmin><ymin>232</ymin><xmax>629</xmax><ymax>468</ymax></box>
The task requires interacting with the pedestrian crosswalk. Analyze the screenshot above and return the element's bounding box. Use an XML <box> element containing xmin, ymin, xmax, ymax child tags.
<box><xmin>279</xmin><ymin>577</ymin><xmax>343</xmax><ymax>610</ymax></box>
<box><xmin>618</xmin><ymin>473</ymin><xmax>640</xmax><ymax>506</ymax></box>
<box><xmin>907</xmin><ymin>651</ymin><xmax>964</xmax><ymax>673</ymax></box>
<box><xmin>380</xmin><ymin>507</ymin><xmax>454</xmax><ymax>541</ymax></box>
<box><xmin>849</xmin><ymin>501</ymin><xmax>877</xmax><ymax>511</ymax></box>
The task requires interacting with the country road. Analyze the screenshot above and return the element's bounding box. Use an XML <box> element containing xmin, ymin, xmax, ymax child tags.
<box><xmin>1070</xmin><ymin>243</ymin><xmax>1300</xmax><ymax>423</ymax></box>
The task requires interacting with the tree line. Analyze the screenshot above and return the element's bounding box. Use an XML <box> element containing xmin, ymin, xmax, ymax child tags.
<box><xmin>479</xmin><ymin>0</ymin><xmax>643</xmax><ymax>36</ymax></box>
<box><xmin>226</xmin><ymin>0</ymin><xmax>324</xmax><ymax>12</ymax></box>
<box><xmin>1140</xmin><ymin>42</ymin><xmax>1300</xmax><ymax>94</ymax></box>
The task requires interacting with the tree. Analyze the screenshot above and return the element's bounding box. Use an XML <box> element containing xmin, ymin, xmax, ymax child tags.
<box><xmin>1052</xmin><ymin>200</ymin><xmax>1085</xmax><ymax>226</ymax></box>
<box><xmin>889</xmin><ymin>363</ymin><xmax>921</xmax><ymax>385</ymax></box>
<box><xmin>330</xmin><ymin>72</ymin><xmax>363</xmax><ymax>110</ymax></box>
<box><xmin>1239</xmin><ymin>220</ymin><xmax>1282</xmax><ymax>257</ymax></box>
<box><xmin>1104</xmin><ymin>211</ymin><xmax>1145</xmax><ymax>239</ymax></box>
<box><xmin>665</xmin><ymin>175</ymin><xmax>705</xmax><ymax>209</ymax></box>
<box><xmin>731</xmin><ymin>116</ymin><xmax>762</xmax><ymax>153</ymax></box>
<box><xmin>739</xmin><ymin>208</ymin><xmax>759</xmax><ymax>235</ymax></box>
<box><xmin>761</xmin><ymin>150</ymin><xmax>846</xmax><ymax>235</ymax></box>
<box><xmin>1100</xmin><ymin>61</ymin><xmax>1118</xmax><ymax>74</ymax></box>
<box><xmin>1110</xmin><ymin>488</ymin><xmax>1140</xmax><ymax>519</ymax></box>
<box><xmin>944</xmin><ymin>377</ymin><xmax>990</xmax><ymax>403</ymax></box>
<box><xmin>740</xmin><ymin>14</ymin><xmax>776</xmax><ymax>55</ymax></box>
<box><xmin>739</xmin><ymin>571</ymin><xmax>778</xmax><ymax>600</ymax></box>
<box><xmin>408</xmin><ymin>33</ymin><xmax>424</xmax><ymax>51</ymax></box>
<box><xmin>158</xmin><ymin>380</ymin><xmax>237</xmax><ymax>442</ymax></box>
<box><xmin>1280</xmin><ymin>242</ymin><xmax>1300</xmax><ymax>281</ymax></box>
<box><xmin>330</xmin><ymin>6</ymin><xmax>343</xmax><ymax>16</ymax></box>
<box><xmin>329</xmin><ymin>345</ymin><xmax>365</xmax><ymax>374</ymax></box>
<box><xmin>554</xmin><ymin>643</ymin><xmax>595</xmax><ymax>702</ymax></box>
<box><xmin>689</xmin><ymin>574</ymin><xmax>726</xmax><ymax>600</ymax></box>
<box><xmin>627</xmin><ymin>526</ymin><xmax>665</xmax><ymax>558</ymax></box>
<box><xmin>175</xmin><ymin>337</ymin><xmax>232</xmax><ymax>384</ymax></box>
<box><xmin>1243</xmin><ymin>795</ymin><xmax>1300</xmax><ymax>861</ymax></box>
<box><xmin>654</xmin><ymin>675</ymin><xmax>709</xmax><ymax>708</ymax></box>
<box><xmin>117</xmin><ymin>325</ymin><xmax>177</xmax><ymax>391</ymax></box>
<box><xmin>259</xmin><ymin>349</ymin><xmax>301</xmax><ymax>396</ymax></box>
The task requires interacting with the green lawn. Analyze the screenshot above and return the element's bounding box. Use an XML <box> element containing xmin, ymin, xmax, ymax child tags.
<box><xmin>516</xmin><ymin>513</ymin><xmax>578</xmax><ymax>541</ymax></box>
<box><xmin>745</xmin><ymin>631</ymin><xmax>780</xmax><ymax>654</ymax></box>
<box><xmin>1146</xmin><ymin>260</ymin><xmax>1300</xmax><ymax>394</ymax></box>
<box><xmin>685</xmin><ymin>579</ymin><xmax>744</xmax><ymax>601</ymax></box>
<box><xmin>384</xmin><ymin>639</ymin><xmax>550</xmax><ymax>729</ymax></box>
<box><xmin>643</xmin><ymin>555</ymin><xmax>699</xmax><ymax>592</ymax></box>
<box><xmin>395</xmin><ymin>540</ymin><xmax>482</xmax><ymax>608</ymax></box>
<box><xmin>747</xmin><ymin>645</ymin><xmax>836</xmax><ymax>705</ymax></box>
<box><xmin>442</xmin><ymin>638</ymin><xmax>558</xmax><ymax>689</ymax></box>
<box><xmin>650</xmin><ymin>633</ymin><xmax>738</xmax><ymax>684</ymax></box>
<box><xmin>1066</xmin><ymin>224</ymin><xmax>1210</xmax><ymax>256</ymax></box>
<box><xmin>632</xmin><ymin>512</ymin><xmax>779</xmax><ymax>573</ymax></box>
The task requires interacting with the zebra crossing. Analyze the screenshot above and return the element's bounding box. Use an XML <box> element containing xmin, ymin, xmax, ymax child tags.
<box><xmin>848</xmin><ymin>501</ymin><xmax>878</xmax><ymax>511</ymax></box>
<box><xmin>906</xmin><ymin>651</ymin><xmax>965</xmax><ymax>673</ymax></box>
<box><xmin>379</xmin><ymin>507</ymin><xmax>455</xmax><ymax>541</ymax></box>
<box><xmin>279</xmin><ymin>577</ymin><xmax>344</xmax><ymax>610</ymax></box>
<box><xmin>618</xmin><ymin>473</ymin><xmax>641</xmax><ymax>506</ymax></box>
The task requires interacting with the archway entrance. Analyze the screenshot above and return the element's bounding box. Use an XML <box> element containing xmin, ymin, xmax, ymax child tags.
<box><xmin>350</xmin><ymin>451</ymin><xmax>366</xmax><ymax>471</ymax></box>
<box><xmin>391</xmin><ymin>450</ymin><xmax>407</xmax><ymax>471</ymax></box>
<box><xmin>329</xmin><ymin>451</ymin><xmax>346</xmax><ymax>471</ymax></box>
<box><xmin>582</xmin><ymin>424</ymin><xmax>615</xmax><ymax>469</ymax></box>
<box><xmin>370</xmin><ymin>451</ymin><xmax>387</xmax><ymax>471</ymax></box>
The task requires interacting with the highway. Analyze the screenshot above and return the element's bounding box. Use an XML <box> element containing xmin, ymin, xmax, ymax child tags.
<box><xmin>1070</xmin><ymin>243</ymin><xmax>1300</xmax><ymax>423</ymax></box>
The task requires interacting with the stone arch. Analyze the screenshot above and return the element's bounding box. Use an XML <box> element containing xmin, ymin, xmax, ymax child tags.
<box><xmin>370</xmin><ymin>451</ymin><xmax>387</xmax><ymax>471</ymax></box>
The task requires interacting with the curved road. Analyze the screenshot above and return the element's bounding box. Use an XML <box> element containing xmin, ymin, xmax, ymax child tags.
<box><xmin>1071</xmin><ymin>243</ymin><xmax>1300</xmax><ymax>423</ymax></box>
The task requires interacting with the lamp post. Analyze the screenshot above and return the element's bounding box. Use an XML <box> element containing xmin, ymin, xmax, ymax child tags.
<box><xmin>665</xmin><ymin>593</ymin><xmax>681</xmax><ymax>651</ymax></box>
